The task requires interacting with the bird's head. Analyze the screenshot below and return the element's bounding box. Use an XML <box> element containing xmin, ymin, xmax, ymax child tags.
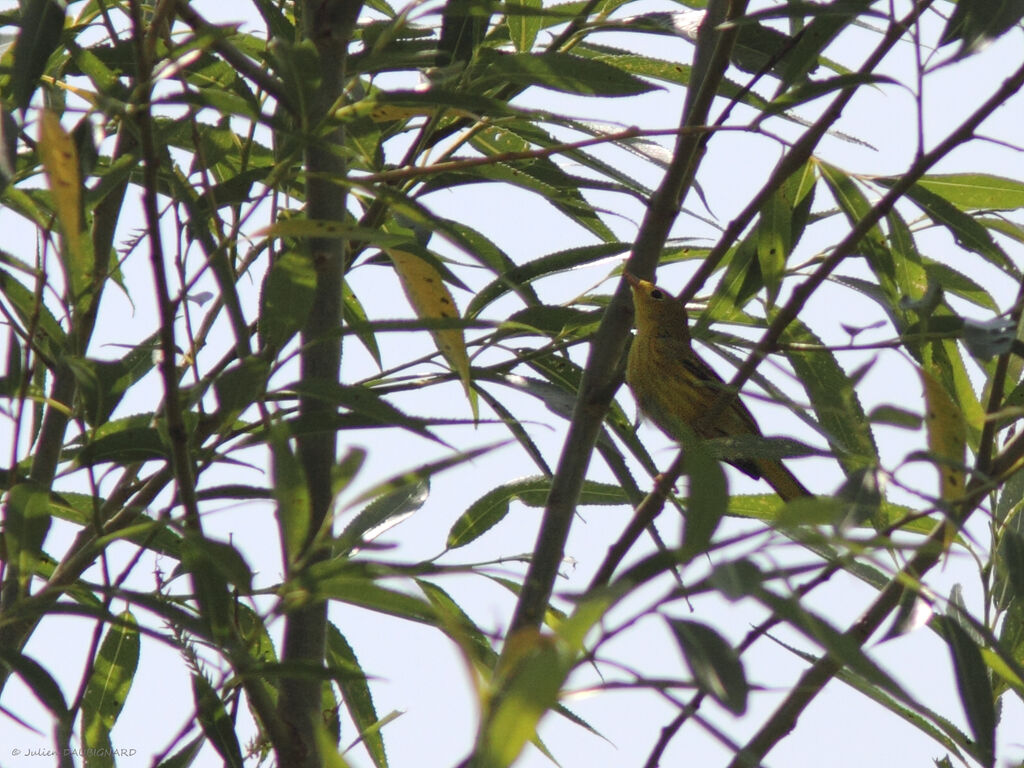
<box><xmin>624</xmin><ymin>273</ymin><xmax>690</xmax><ymax>339</ymax></box>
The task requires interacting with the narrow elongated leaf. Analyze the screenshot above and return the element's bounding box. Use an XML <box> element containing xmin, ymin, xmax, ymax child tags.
<box><xmin>890</xmin><ymin>180</ymin><xmax>1015</xmax><ymax>274</ymax></box>
<box><xmin>418</xmin><ymin>579</ymin><xmax>498</xmax><ymax>668</ymax></box>
<box><xmin>768</xmin><ymin>73</ymin><xmax>897</xmax><ymax>113</ymax></box>
<box><xmin>939</xmin><ymin>617</ymin><xmax>995</xmax><ymax>766</ymax></box>
<box><xmin>271</xmin><ymin>423</ymin><xmax>311</xmax><ymax>566</ymax></box>
<box><xmin>0</xmin><ymin>267</ymin><xmax>66</xmax><ymax>352</ymax></box>
<box><xmin>154</xmin><ymin>734</ymin><xmax>205</xmax><ymax>768</ymax></box>
<box><xmin>781</xmin><ymin>319</ymin><xmax>878</xmax><ymax>473</ymax></box>
<box><xmin>258</xmin><ymin>250</ymin><xmax>317</xmax><ymax>353</ymax></box>
<box><xmin>679</xmin><ymin>442</ymin><xmax>727</xmax><ymax>563</ymax></box>
<box><xmin>0</xmin><ymin>647</ymin><xmax>68</xmax><ymax>717</ymax></box>
<box><xmin>756</xmin><ymin>181</ymin><xmax>792</xmax><ymax>306</ymax></box>
<box><xmin>467</xmin><ymin>242</ymin><xmax>629</xmax><ymax>317</ymax></box>
<box><xmin>448</xmin><ymin>477</ymin><xmax>628</xmax><ymax>549</ymax></box>
<box><xmin>338</xmin><ymin>478</ymin><xmax>429</xmax><ymax>553</ymax></box>
<box><xmin>309</xmin><ymin>575</ymin><xmax>437</xmax><ymax>623</ymax></box>
<box><xmin>388</xmin><ymin>247</ymin><xmax>476</xmax><ymax>418</ymax></box>
<box><xmin>350</xmin><ymin>442</ymin><xmax>505</xmax><ymax>506</ymax></box>
<box><xmin>12</xmin><ymin>0</ymin><xmax>66</xmax><ymax>111</ymax></box>
<box><xmin>507</xmin><ymin>0</ymin><xmax>541</xmax><ymax>52</ymax></box>
<box><xmin>438</xmin><ymin>0</ymin><xmax>493</xmax><ymax>66</ymax></box>
<box><xmin>192</xmin><ymin>675</ymin><xmax>244</xmax><ymax>768</ymax></box>
<box><xmin>0</xmin><ymin>107</ymin><xmax>17</xmax><ymax>184</ymax></box>
<box><xmin>939</xmin><ymin>0</ymin><xmax>1024</xmax><ymax>55</ymax></box>
<box><xmin>915</xmin><ymin>173</ymin><xmax>1024</xmax><ymax>211</ymax></box>
<box><xmin>82</xmin><ymin>611</ymin><xmax>140</xmax><ymax>767</ymax></box>
<box><xmin>4</xmin><ymin>483</ymin><xmax>53</xmax><ymax>590</ymax></box>
<box><xmin>667</xmin><ymin>619</ymin><xmax>747</xmax><ymax>714</ymax></box>
<box><xmin>74</xmin><ymin>427</ymin><xmax>168</xmax><ymax>466</ymax></box>
<box><xmin>326</xmin><ymin>623</ymin><xmax>387</xmax><ymax>768</ymax></box>
<box><xmin>920</xmin><ymin>366</ymin><xmax>967</xmax><ymax>503</ymax></box>
<box><xmin>479</xmin><ymin>629</ymin><xmax>564</xmax><ymax>768</ymax></box>
<box><xmin>776</xmin><ymin>0</ymin><xmax>872</xmax><ymax>86</ymax></box>
<box><xmin>476</xmin><ymin>50</ymin><xmax>659</xmax><ymax>96</ymax></box>
<box><xmin>819</xmin><ymin>162</ymin><xmax>900</xmax><ymax>302</ymax></box>
<box><xmin>39</xmin><ymin>110</ymin><xmax>94</xmax><ymax>308</ymax></box>
<box><xmin>181</xmin><ymin>536</ymin><xmax>235</xmax><ymax>645</ymax></box>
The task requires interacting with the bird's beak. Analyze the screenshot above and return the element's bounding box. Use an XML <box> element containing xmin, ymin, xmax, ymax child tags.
<box><xmin>624</xmin><ymin>272</ymin><xmax>641</xmax><ymax>289</ymax></box>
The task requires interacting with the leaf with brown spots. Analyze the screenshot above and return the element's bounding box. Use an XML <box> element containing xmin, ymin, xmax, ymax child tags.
<box><xmin>388</xmin><ymin>248</ymin><xmax>478</xmax><ymax>420</ymax></box>
<box><xmin>39</xmin><ymin>109</ymin><xmax>92</xmax><ymax>308</ymax></box>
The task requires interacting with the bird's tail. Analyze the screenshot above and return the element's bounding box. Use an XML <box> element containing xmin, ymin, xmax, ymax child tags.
<box><xmin>755</xmin><ymin>458</ymin><xmax>812</xmax><ymax>501</ymax></box>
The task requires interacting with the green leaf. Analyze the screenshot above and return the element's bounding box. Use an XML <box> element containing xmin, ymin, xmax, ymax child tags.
<box><xmin>213</xmin><ymin>356</ymin><xmax>270</xmax><ymax>426</ymax></box>
<box><xmin>922</xmin><ymin>259</ymin><xmax>998</xmax><ymax>312</ymax></box>
<box><xmin>781</xmin><ymin>318</ymin><xmax>878</xmax><ymax>472</ymax></box>
<box><xmin>192</xmin><ymin>674</ymin><xmax>244</xmax><ymax>768</ymax></box>
<box><xmin>507</xmin><ymin>0</ymin><xmax>542</xmax><ymax>52</ymax></box>
<box><xmin>343</xmin><ymin>280</ymin><xmax>382</xmax><ymax>367</ymax></box>
<box><xmin>467</xmin><ymin>241</ymin><xmax>629</xmax><ymax>317</ymax></box>
<box><xmin>884</xmin><ymin>207</ymin><xmax>929</xmax><ymax>312</ymax></box>
<box><xmin>0</xmin><ymin>647</ymin><xmax>68</xmax><ymax>717</ymax></box>
<box><xmin>915</xmin><ymin>173</ymin><xmax>1024</xmax><ymax>211</ymax></box>
<box><xmin>271</xmin><ymin>423</ymin><xmax>311</xmax><ymax>566</ymax></box>
<box><xmin>326</xmin><ymin>623</ymin><xmax>387</xmax><ymax>768</ymax></box>
<box><xmin>756</xmin><ymin>180</ymin><xmax>793</xmax><ymax>306</ymax></box>
<box><xmin>82</xmin><ymin>611</ymin><xmax>140</xmax><ymax>767</ymax></box>
<box><xmin>889</xmin><ymin>180</ymin><xmax>1015</xmax><ymax>274</ymax></box>
<box><xmin>0</xmin><ymin>266</ymin><xmax>67</xmax><ymax>355</ymax></box>
<box><xmin>350</xmin><ymin>442</ymin><xmax>506</xmax><ymax>506</ymax></box>
<box><xmin>258</xmin><ymin>250</ymin><xmax>317</xmax><ymax>353</ymax></box>
<box><xmin>75</xmin><ymin>426</ymin><xmax>168</xmax><ymax>466</ymax></box>
<box><xmin>448</xmin><ymin>477</ymin><xmax>546</xmax><ymax>549</ymax></box>
<box><xmin>437</xmin><ymin>0</ymin><xmax>493</xmax><ymax>66</ymax></box>
<box><xmin>4</xmin><ymin>483</ymin><xmax>53</xmax><ymax>590</ymax></box>
<box><xmin>154</xmin><ymin>734</ymin><xmax>205</xmax><ymax>768</ymax></box>
<box><xmin>64</xmin><ymin>334</ymin><xmax>160</xmax><ymax>426</ymax></box>
<box><xmin>868</xmin><ymin>404</ymin><xmax>922</xmax><ymax>429</ymax></box>
<box><xmin>476</xmin><ymin>50</ymin><xmax>660</xmax><ymax>96</ymax></box>
<box><xmin>0</xmin><ymin>107</ymin><xmax>17</xmax><ymax>185</ymax></box>
<box><xmin>12</xmin><ymin>0</ymin><xmax>66</xmax><ymax>111</ymax></box>
<box><xmin>181</xmin><ymin>535</ymin><xmax>235</xmax><ymax>645</ymax></box>
<box><xmin>337</xmin><ymin>478</ymin><xmax>429</xmax><ymax>553</ymax></box>
<box><xmin>282</xmin><ymin>379</ymin><xmax>445</xmax><ymax>445</ymax></box>
<box><xmin>939</xmin><ymin>617</ymin><xmax>995</xmax><ymax>766</ymax></box>
<box><xmin>770</xmin><ymin>73</ymin><xmax>896</xmax><ymax>113</ymax></box>
<box><xmin>775</xmin><ymin>0</ymin><xmax>871</xmax><ymax>86</ymax></box>
<box><xmin>920</xmin><ymin>366</ymin><xmax>967</xmax><ymax>502</ymax></box>
<box><xmin>1000</xmin><ymin>530</ymin><xmax>1024</xmax><ymax>604</ymax></box>
<box><xmin>938</xmin><ymin>0</ymin><xmax>1024</xmax><ymax>54</ymax></box>
<box><xmin>422</xmin><ymin>158</ymin><xmax>617</xmax><ymax>242</ymax></box>
<box><xmin>478</xmin><ymin>630</ymin><xmax>564</xmax><ymax>768</ymax></box>
<box><xmin>448</xmin><ymin>477</ymin><xmax>628</xmax><ymax>549</ymax></box>
<box><xmin>418</xmin><ymin>579</ymin><xmax>498</xmax><ymax>668</ymax></box>
<box><xmin>667</xmin><ymin>619</ymin><xmax>748</xmax><ymax>715</ymax></box>
<box><xmin>679</xmin><ymin>442</ymin><xmax>727</xmax><ymax>563</ymax></box>
<box><xmin>304</xmin><ymin>571</ymin><xmax>437</xmax><ymax>623</ymax></box>
<box><xmin>819</xmin><ymin>161</ymin><xmax>900</xmax><ymax>301</ymax></box>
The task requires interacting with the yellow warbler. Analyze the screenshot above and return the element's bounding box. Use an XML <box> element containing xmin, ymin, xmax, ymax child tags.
<box><xmin>625</xmin><ymin>273</ymin><xmax>810</xmax><ymax>501</ymax></box>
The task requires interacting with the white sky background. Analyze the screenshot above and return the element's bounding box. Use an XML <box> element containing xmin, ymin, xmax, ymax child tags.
<box><xmin>1</xmin><ymin>0</ymin><xmax>1024</xmax><ymax>766</ymax></box>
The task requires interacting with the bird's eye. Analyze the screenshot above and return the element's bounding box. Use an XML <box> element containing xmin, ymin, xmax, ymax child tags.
<box><xmin>650</xmin><ymin>288</ymin><xmax>665</xmax><ymax>300</ymax></box>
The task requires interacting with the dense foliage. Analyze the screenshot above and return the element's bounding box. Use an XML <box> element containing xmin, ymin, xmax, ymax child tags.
<box><xmin>2</xmin><ymin>0</ymin><xmax>1024</xmax><ymax>766</ymax></box>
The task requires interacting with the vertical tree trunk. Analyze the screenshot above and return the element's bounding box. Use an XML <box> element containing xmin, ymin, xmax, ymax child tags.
<box><xmin>276</xmin><ymin>2</ymin><xmax>361</xmax><ymax>765</ymax></box>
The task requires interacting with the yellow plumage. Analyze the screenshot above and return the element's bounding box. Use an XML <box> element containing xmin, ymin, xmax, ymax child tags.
<box><xmin>625</xmin><ymin>273</ymin><xmax>810</xmax><ymax>501</ymax></box>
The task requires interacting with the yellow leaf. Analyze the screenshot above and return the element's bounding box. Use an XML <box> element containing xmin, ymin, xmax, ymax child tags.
<box><xmin>919</xmin><ymin>366</ymin><xmax>968</xmax><ymax>552</ymax></box>
<box><xmin>39</xmin><ymin>110</ymin><xmax>91</xmax><ymax>305</ymax></box>
<box><xmin>388</xmin><ymin>248</ymin><xmax>477</xmax><ymax>419</ymax></box>
<box><xmin>920</xmin><ymin>366</ymin><xmax>968</xmax><ymax>501</ymax></box>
